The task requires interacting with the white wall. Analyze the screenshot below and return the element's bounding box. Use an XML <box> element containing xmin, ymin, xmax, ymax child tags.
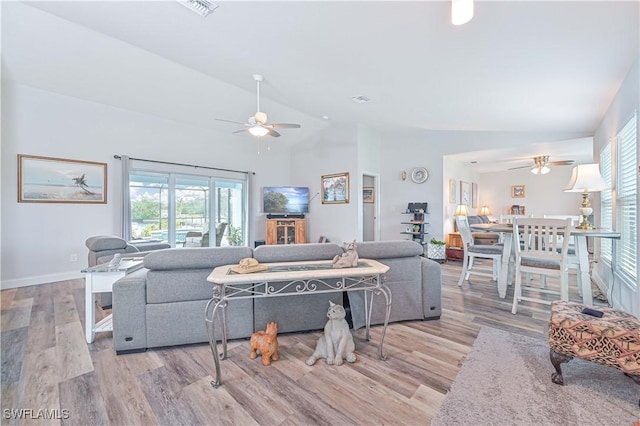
<box><xmin>592</xmin><ymin>57</ymin><xmax>639</xmax><ymax>316</ymax></box>
<box><xmin>479</xmin><ymin>167</ymin><xmax>582</xmax><ymax>220</ymax></box>
<box><xmin>1</xmin><ymin>83</ymin><xmax>290</xmax><ymax>288</ymax></box>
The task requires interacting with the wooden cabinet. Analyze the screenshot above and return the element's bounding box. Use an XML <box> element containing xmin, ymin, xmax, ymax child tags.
<box><xmin>266</xmin><ymin>219</ymin><xmax>307</xmax><ymax>245</ymax></box>
<box><xmin>448</xmin><ymin>232</ymin><xmax>463</xmax><ymax>248</ymax></box>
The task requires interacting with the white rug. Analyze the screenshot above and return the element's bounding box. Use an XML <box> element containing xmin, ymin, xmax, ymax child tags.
<box><xmin>432</xmin><ymin>327</ymin><xmax>639</xmax><ymax>426</ymax></box>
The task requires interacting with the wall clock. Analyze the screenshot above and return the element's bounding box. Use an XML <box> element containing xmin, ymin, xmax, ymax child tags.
<box><xmin>411</xmin><ymin>167</ymin><xmax>429</xmax><ymax>184</ymax></box>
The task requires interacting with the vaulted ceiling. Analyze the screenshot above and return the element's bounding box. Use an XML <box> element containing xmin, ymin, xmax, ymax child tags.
<box><xmin>3</xmin><ymin>1</ymin><xmax>638</xmax><ymax>170</ymax></box>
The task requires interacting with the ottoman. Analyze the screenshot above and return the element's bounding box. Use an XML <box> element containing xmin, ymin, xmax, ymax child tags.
<box><xmin>548</xmin><ymin>301</ymin><xmax>640</xmax><ymax>405</ymax></box>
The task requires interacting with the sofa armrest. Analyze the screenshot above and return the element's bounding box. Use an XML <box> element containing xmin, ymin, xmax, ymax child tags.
<box><xmin>112</xmin><ymin>268</ymin><xmax>148</xmax><ymax>353</ymax></box>
<box><xmin>421</xmin><ymin>257</ymin><xmax>442</xmax><ymax>319</ymax></box>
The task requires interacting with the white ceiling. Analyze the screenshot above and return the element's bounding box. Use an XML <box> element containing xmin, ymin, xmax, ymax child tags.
<box><xmin>4</xmin><ymin>1</ymin><xmax>639</xmax><ymax>171</ymax></box>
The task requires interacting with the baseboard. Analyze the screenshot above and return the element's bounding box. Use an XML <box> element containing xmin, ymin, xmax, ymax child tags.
<box><xmin>1</xmin><ymin>271</ymin><xmax>84</xmax><ymax>290</ymax></box>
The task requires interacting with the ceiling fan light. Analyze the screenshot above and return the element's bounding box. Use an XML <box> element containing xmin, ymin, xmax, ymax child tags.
<box><xmin>531</xmin><ymin>165</ymin><xmax>551</xmax><ymax>175</ymax></box>
<box><xmin>452</xmin><ymin>0</ymin><xmax>474</xmax><ymax>25</ymax></box>
<box><xmin>254</xmin><ymin>111</ymin><xmax>267</xmax><ymax>125</ymax></box>
<box><xmin>249</xmin><ymin>126</ymin><xmax>269</xmax><ymax>137</ymax></box>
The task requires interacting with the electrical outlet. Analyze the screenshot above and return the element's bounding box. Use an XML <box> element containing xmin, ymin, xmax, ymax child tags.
<box><xmin>70</xmin><ymin>254</ymin><xmax>78</xmax><ymax>262</ymax></box>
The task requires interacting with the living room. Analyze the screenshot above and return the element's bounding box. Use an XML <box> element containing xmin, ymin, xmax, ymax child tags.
<box><xmin>1</xmin><ymin>1</ymin><xmax>639</xmax><ymax>424</ymax></box>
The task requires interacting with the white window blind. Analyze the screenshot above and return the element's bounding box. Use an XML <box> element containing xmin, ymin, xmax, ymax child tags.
<box><xmin>599</xmin><ymin>144</ymin><xmax>612</xmax><ymax>264</ymax></box>
<box><xmin>615</xmin><ymin>112</ymin><xmax>637</xmax><ymax>287</ymax></box>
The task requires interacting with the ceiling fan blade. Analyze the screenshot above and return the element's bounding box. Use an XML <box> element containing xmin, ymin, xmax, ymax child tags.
<box><xmin>267</xmin><ymin>128</ymin><xmax>281</xmax><ymax>137</ymax></box>
<box><xmin>549</xmin><ymin>160</ymin><xmax>574</xmax><ymax>166</ymax></box>
<box><xmin>508</xmin><ymin>165</ymin><xmax>533</xmax><ymax>170</ymax></box>
<box><xmin>270</xmin><ymin>123</ymin><xmax>301</xmax><ymax>129</ymax></box>
<box><xmin>216</xmin><ymin>118</ymin><xmax>247</xmax><ymax>125</ymax></box>
<box><xmin>232</xmin><ymin>128</ymin><xmax>250</xmax><ymax>134</ymax></box>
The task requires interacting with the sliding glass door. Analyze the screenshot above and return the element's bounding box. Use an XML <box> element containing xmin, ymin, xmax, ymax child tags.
<box><xmin>127</xmin><ymin>171</ymin><xmax>247</xmax><ymax>248</ymax></box>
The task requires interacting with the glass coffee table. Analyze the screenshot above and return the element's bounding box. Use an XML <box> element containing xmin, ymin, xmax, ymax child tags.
<box><xmin>205</xmin><ymin>259</ymin><xmax>391</xmax><ymax>388</ymax></box>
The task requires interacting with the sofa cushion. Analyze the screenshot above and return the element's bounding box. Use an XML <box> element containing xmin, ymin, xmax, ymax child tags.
<box><xmin>253</xmin><ymin>243</ymin><xmax>343</xmax><ymax>263</ymax></box>
<box><xmin>355</xmin><ymin>240</ymin><xmax>423</xmax><ymax>259</ymax></box>
<box><xmin>143</xmin><ymin>247</ymin><xmax>253</xmax><ymax>270</ymax></box>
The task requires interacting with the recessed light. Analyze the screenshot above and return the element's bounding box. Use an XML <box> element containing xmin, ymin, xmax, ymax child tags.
<box><xmin>322</xmin><ymin>115</ymin><xmax>330</xmax><ymax>120</ymax></box>
<box><xmin>350</xmin><ymin>95</ymin><xmax>370</xmax><ymax>104</ymax></box>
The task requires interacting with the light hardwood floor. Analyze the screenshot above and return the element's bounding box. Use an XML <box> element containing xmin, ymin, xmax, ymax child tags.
<box><xmin>1</xmin><ymin>260</ymin><xmax>604</xmax><ymax>425</ymax></box>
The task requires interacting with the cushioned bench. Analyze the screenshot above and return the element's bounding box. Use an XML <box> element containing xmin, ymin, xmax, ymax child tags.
<box><xmin>548</xmin><ymin>301</ymin><xmax>640</xmax><ymax>405</ymax></box>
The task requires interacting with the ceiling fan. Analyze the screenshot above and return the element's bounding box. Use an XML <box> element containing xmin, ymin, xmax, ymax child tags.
<box><xmin>508</xmin><ymin>155</ymin><xmax>574</xmax><ymax>175</ymax></box>
<box><xmin>216</xmin><ymin>74</ymin><xmax>301</xmax><ymax>138</ymax></box>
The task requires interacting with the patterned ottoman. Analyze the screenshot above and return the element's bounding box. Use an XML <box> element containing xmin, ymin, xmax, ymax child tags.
<box><xmin>548</xmin><ymin>301</ymin><xmax>640</xmax><ymax>405</ymax></box>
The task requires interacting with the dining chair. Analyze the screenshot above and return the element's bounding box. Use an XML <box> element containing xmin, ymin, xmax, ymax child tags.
<box><xmin>511</xmin><ymin>217</ymin><xmax>572</xmax><ymax>314</ymax></box>
<box><xmin>455</xmin><ymin>215</ymin><xmax>503</xmax><ymax>288</ymax></box>
<box><xmin>543</xmin><ymin>214</ymin><xmax>581</xmax><ymax>294</ymax></box>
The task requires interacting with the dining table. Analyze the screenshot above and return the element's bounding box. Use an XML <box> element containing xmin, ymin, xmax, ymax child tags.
<box><xmin>469</xmin><ymin>223</ymin><xmax>620</xmax><ymax>306</ymax></box>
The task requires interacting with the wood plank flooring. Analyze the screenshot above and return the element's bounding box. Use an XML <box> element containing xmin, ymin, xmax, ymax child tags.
<box><xmin>1</xmin><ymin>260</ymin><xmax>606</xmax><ymax>425</ymax></box>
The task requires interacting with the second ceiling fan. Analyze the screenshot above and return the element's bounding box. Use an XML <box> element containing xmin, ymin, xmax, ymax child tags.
<box><xmin>216</xmin><ymin>74</ymin><xmax>301</xmax><ymax>138</ymax></box>
<box><xmin>509</xmin><ymin>155</ymin><xmax>574</xmax><ymax>174</ymax></box>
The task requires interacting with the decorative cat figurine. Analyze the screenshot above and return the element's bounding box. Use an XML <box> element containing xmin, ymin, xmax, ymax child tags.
<box><xmin>332</xmin><ymin>240</ymin><xmax>359</xmax><ymax>269</ymax></box>
<box><xmin>249</xmin><ymin>322</ymin><xmax>279</xmax><ymax>366</ymax></box>
<box><xmin>306</xmin><ymin>301</ymin><xmax>356</xmax><ymax>366</ymax></box>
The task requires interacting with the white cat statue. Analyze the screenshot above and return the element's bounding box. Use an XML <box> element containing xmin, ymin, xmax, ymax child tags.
<box><xmin>306</xmin><ymin>301</ymin><xmax>356</xmax><ymax>366</ymax></box>
<box><xmin>332</xmin><ymin>240</ymin><xmax>359</xmax><ymax>269</ymax></box>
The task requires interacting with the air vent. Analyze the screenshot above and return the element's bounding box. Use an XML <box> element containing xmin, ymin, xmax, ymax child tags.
<box><xmin>350</xmin><ymin>95</ymin><xmax>371</xmax><ymax>104</ymax></box>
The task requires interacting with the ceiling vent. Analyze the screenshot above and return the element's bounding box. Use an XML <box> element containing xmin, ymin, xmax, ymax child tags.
<box><xmin>350</xmin><ymin>95</ymin><xmax>371</xmax><ymax>104</ymax></box>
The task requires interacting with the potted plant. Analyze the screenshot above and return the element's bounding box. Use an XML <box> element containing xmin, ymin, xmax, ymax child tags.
<box><xmin>427</xmin><ymin>238</ymin><xmax>446</xmax><ymax>262</ymax></box>
<box><xmin>226</xmin><ymin>224</ymin><xmax>243</xmax><ymax>246</ymax></box>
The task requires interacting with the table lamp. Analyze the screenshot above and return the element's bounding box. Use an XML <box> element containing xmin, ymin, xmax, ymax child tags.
<box><xmin>564</xmin><ymin>164</ymin><xmax>608</xmax><ymax>229</ymax></box>
<box><xmin>479</xmin><ymin>206</ymin><xmax>491</xmax><ymax>216</ymax></box>
<box><xmin>454</xmin><ymin>204</ymin><xmax>470</xmax><ymax>216</ymax></box>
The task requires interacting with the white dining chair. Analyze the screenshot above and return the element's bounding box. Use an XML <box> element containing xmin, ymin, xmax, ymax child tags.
<box><xmin>511</xmin><ymin>217</ymin><xmax>572</xmax><ymax>314</ymax></box>
<box><xmin>543</xmin><ymin>215</ymin><xmax>581</xmax><ymax>294</ymax></box>
<box><xmin>455</xmin><ymin>215</ymin><xmax>503</xmax><ymax>288</ymax></box>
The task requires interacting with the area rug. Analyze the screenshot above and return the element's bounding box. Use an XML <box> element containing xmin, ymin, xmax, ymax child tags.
<box><xmin>432</xmin><ymin>327</ymin><xmax>639</xmax><ymax>426</ymax></box>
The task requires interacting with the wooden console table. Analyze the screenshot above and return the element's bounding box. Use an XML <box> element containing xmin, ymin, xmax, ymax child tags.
<box><xmin>205</xmin><ymin>259</ymin><xmax>391</xmax><ymax>388</ymax></box>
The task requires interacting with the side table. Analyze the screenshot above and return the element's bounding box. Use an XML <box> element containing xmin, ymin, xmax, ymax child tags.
<box><xmin>82</xmin><ymin>259</ymin><xmax>143</xmax><ymax>343</ymax></box>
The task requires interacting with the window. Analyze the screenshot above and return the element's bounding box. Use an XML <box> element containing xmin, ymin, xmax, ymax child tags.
<box><xmin>123</xmin><ymin>158</ymin><xmax>249</xmax><ymax>248</ymax></box>
<box><xmin>615</xmin><ymin>113</ymin><xmax>637</xmax><ymax>287</ymax></box>
<box><xmin>599</xmin><ymin>144</ymin><xmax>612</xmax><ymax>263</ymax></box>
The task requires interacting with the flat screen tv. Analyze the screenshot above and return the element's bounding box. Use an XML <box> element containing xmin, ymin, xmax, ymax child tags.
<box><xmin>263</xmin><ymin>186</ymin><xmax>309</xmax><ymax>214</ymax></box>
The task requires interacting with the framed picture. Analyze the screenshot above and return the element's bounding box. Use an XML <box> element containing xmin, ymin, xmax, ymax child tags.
<box><xmin>472</xmin><ymin>182</ymin><xmax>478</xmax><ymax>208</ymax></box>
<box><xmin>460</xmin><ymin>181</ymin><xmax>471</xmax><ymax>206</ymax></box>
<box><xmin>363</xmin><ymin>186</ymin><xmax>374</xmax><ymax>203</ymax></box>
<box><xmin>18</xmin><ymin>154</ymin><xmax>107</xmax><ymax>203</ymax></box>
<box><xmin>321</xmin><ymin>172</ymin><xmax>350</xmax><ymax>204</ymax></box>
<box><xmin>511</xmin><ymin>185</ymin><xmax>525</xmax><ymax>198</ymax></box>
<box><xmin>448</xmin><ymin>179</ymin><xmax>456</xmax><ymax>204</ymax></box>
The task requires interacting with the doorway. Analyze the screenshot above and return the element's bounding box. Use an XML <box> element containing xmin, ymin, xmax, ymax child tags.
<box><xmin>362</xmin><ymin>173</ymin><xmax>378</xmax><ymax>241</ymax></box>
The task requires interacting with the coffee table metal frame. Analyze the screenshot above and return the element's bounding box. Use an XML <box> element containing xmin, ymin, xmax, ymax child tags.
<box><xmin>205</xmin><ymin>259</ymin><xmax>391</xmax><ymax>388</ymax></box>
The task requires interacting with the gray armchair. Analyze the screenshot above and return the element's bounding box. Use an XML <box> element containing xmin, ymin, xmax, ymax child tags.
<box><xmin>85</xmin><ymin>236</ymin><xmax>170</xmax><ymax>307</ymax></box>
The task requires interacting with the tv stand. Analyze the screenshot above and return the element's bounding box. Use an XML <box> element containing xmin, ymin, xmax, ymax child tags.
<box><xmin>266</xmin><ymin>213</ymin><xmax>305</xmax><ymax>219</ymax></box>
<box><xmin>266</xmin><ymin>218</ymin><xmax>306</xmax><ymax>245</ymax></box>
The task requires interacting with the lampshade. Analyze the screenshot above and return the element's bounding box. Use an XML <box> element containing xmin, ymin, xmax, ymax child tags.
<box><xmin>564</xmin><ymin>164</ymin><xmax>608</xmax><ymax>192</ymax></box>
<box><xmin>249</xmin><ymin>126</ymin><xmax>269</xmax><ymax>137</ymax></box>
<box><xmin>454</xmin><ymin>204</ymin><xmax>470</xmax><ymax>216</ymax></box>
<box><xmin>479</xmin><ymin>206</ymin><xmax>491</xmax><ymax>216</ymax></box>
<box><xmin>564</xmin><ymin>163</ymin><xmax>608</xmax><ymax>229</ymax></box>
<box><xmin>452</xmin><ymin>0</ymin><xmax>474</xmax><ymax>25</ymax></box>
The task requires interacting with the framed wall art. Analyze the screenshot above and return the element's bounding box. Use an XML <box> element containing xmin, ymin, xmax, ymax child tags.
<box><xmin>321</xmin><ymin>172</ymin><xmax>350</xmax><ymax>204</ymax></box>
<box><xmin>511</xmin><ymin>185</ymin><xmax>525</xmax><ymax>198</ymax></box>
<box><xmin>363</xmin><ymin>187</ymin><xmax>374</xmax><ymax>203</ymax></box>
<box><xmin>460</xmin><ymin>181</ymin><xmax>471</xmax><ymax>206</ymax></box>
<box><xmin>472</xmin><ymin>182</ymin><xmax>478</xmax><ymax>208</ymax></box>
<box><xmin>18</xmin><ymin>154</ymin><xmax>107</xmax><ymax>203</ymax></box>
<box><xmin>448</xmin><ymin>179</ymin><xmax>456</xmax><ymax>204</ymax></box>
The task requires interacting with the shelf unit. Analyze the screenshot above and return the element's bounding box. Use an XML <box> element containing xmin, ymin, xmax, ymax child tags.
<box><xmin>266</xmin><ymin>218</ymin><xmax>307</xmax><ymax>245</ymax></box>
<box><xmin>400</xmin><ymin>211</ymin><xmax>429</xmax><ymax>250</ymax></box>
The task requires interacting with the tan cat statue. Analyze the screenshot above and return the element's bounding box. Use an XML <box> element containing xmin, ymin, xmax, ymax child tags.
<box><xmin>306</xmin><ymin>301</ymin><xmax>356</xmax><ymax>366</ymax></box>
<box><xmin>249</xmin><ymin>322</ymin><xmax>279</xmax><ymax>366</ymax></box>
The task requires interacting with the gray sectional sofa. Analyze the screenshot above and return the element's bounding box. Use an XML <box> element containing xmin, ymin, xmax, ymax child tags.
<box><xmin>112</xmin><ymin>240</ymin><xmax>442</xmax><ymax>353</ymax></box>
